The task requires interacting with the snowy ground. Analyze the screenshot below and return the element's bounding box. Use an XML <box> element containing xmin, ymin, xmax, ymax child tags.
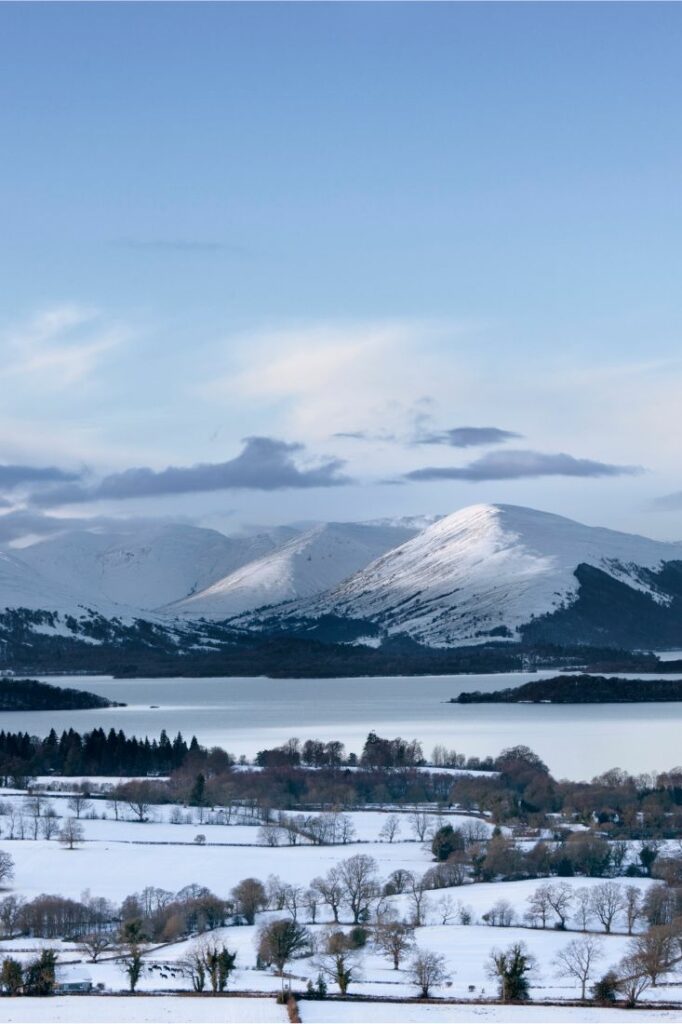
<box><xmin>1</xmin><ymin>787</ymin><xmax>682</xmax><ymax>1017</ymax></box>
<box><xmin>0</xmin><ymin>996</ymin><xmax>287</xmax><ymax>1022</ymax></box>
<box><xmin>299</xmin><ymin>1004</ymin><xmax>682</xmax><ymax>1023</ymax></box>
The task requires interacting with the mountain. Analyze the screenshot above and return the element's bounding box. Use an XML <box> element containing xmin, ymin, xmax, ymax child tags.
<box><xmin>17</xmin><ymin>523</ymin><xmax>295</xmax><ymax>612</ymax></box>
<box><xmin>5</xmin><ymin>505</ymin><xmax>682</xmax><ymax>658</ymax></box>
<box><xmin>169</xmin><ymin>521</ymin><xmax>421</xmax><ymax>620</ymax></box>
<box><xmin>278</xmin><ymin>504</ymin><xmax>682</xmax><ymax>648</ymax></box>
<box><xmin>0</xmin><ymin>549</ymin><xmax>96</xmax><ymax>617</ymax></box>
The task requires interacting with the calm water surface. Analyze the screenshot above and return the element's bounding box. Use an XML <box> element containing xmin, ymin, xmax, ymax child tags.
<box><xmin>5</xmin><ymin>671</ymin><xmax>679</xmax><ymax>781</ymax></box>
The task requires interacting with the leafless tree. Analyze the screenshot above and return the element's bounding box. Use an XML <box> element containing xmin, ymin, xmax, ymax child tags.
<box><xmin>437</xmin><ymin>894</ymin><xmax>457</xmax><ymax>925</ymax></box>
<box><xmin>67</xmin><ymin>793</ymin><xmax>92</xmax><ymax>820</ymax></box>
<box><xmin>283</xmin><ymin>884</ymin><xmax>305</xmax><ymax>922</ymax></box>
<box><xmin>573</xmin><ymin>887</ymin><xmax>592</xmax><ymax>931</ymax></box>
<box><xmin>408</xmin><ymin>808</ymin><xmax>432</xmax><ymax>843</ymax></box>
<box><xmin>546</xmin><ymin>882</ymin><xmax>573</xmax><ymax>930</ymax></box>
<box><xmin>525</xmin><ymin>884</ymin><xmax>552</xmax><ymax>929</ymax></box>
<box><xmin>616</xmin><ymin>954</ymin><xmax>652</xmax><ymax>1007</ymax></box>
<box><xmin>407</xmin><ymin>873</ymin><xmax>430</xmax><ymax>927</ymax></box>
<box><xmin>628</xmin><ymin>926</ymin><xmax>677</xmax><ymax>986</ymax></box>
<box><xmin>0</xmin><ymin>851</ymin><xmax>14</xmax><ymax>887</ymax></box>
<box><xmin>258</xmin><ymin>822</ymin><xmax>281</xmax><ymax>847</ymax></box>
<box><xmin>554</xmin><ymin>935</ymin><xmax>603</xmax><ymax>1000</ymax></box>
<box><xmin>311</xmin><ymin>867</ymin><xmax>344</xmax><ymax>924</ymax></box>
<box><xmin>410</xmin><ymin>948</ymin><xmax>450</xmax><ymax>997</ymax></box>
<box><xmin>374</xmin><ymin>920</ymin><xmax>415</xmax><ymax>969</ymax></box>
<box><xmin>624</xmin><ymin>886</ymin><xmax>643</xmax><ymax>936</ymax></box>
<box><xmin>338</xmin><ymin>854</ymin><xmax>379</xmax><ymax>924</ymax></box>
<box><xmin>59</xmin><ymin>818</ymin><xmax>84</xmax><ymax>850</ymax></box>
<box><xmin>591</xmin><ymin>882</ymin><xmax>625</xmax><ymax>934</ymax></box>
<box><xmin>379</xmin><ymin>815</ymin><xmax>401</xmax><ymax>843</ymax></box>
<box><xmin>483</xmin><ymin>899</ymin><xmax>515</xmax><ymax>927</ymax></box>
<box><xmin>80</xmin><ymin>933</ymin><xmax>114</xmax><ymax>962</ymax></box>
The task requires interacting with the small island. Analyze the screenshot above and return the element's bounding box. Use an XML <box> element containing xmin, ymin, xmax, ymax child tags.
<box><xmin>452</xmin><ymin>674</ymin><xmax>682</xmax><ymax>704</ymax></box>
<box><xmin>0</xmin><ymin>677</ymin><xmax>125</xmax><ymax>711</ymax></box>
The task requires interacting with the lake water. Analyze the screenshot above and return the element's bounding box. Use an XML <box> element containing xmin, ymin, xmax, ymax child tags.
<box><xmin>5</xmin><ymin>671</ymin><xmax>680</xmax><ymax>781</ymax></box>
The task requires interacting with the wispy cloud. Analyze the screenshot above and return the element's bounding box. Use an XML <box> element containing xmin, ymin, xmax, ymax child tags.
<box><xmin>652</xmin><ymin>491</ymin><xmax>682</xmax><ymax>511</ymax></box>
<box><xmin>405</xmin><ymin>450</ymin><xmax>642</xmax><ymax>482</ymax></box>
<box><xmin>33</xmin><ymin>436</ymin><xmax>351</xmax><ymax>506</ymax></box>
<box><xmin>1</xmin><ymin>305</ymin><xmax>126</xmax><ymax>389</ymax></box>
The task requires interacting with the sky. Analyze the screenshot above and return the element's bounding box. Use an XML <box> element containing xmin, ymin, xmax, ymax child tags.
<box><xmin>1</xmin><ymin>2</ymin><xmax>682</xmax><ymax>543</ymax></box>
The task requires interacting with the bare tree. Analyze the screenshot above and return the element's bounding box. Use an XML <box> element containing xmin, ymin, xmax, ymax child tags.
<box><xmin>546</xmin><ymin>882</ymin><xmax>573</xmax><ymax>930</ymax></box>
<box><xmin>591</xmin><ymin>882</ymin><xmax>625</xmax><ymax>934</ymax></box>
<box><xmin>554</xmin><ymin>935</ymin><xmax>603</xmax><ymax>1000</ymax></box>
<box><xmin>624</xmin><ymin>886</ymin><xmax>643</xmax><ymax>936</ymax></box>
<box><xmin>483</xmin><ymin>899</ymin><xmax>515</xmax><ymax>927</ymax></box>
<box><xmin>379</xmin><ymin>815</ymin><xmax>401</xmax><ymax>843</ymax></box>
<box><xmin>258</xmin><ymin>822</ymin><xmax>281</xmax><ymax>847</ymax></box>
<box><xmin>573</xmin><ymin>887</ymin><xmax>592</xmax><ymax>932</ymax></box>
<box><xmin>616</xmin><ymin>954</ymin><xmax>652</xmax><ymax>1007</ymax></box>
<box><xmin>40</xmin><ymin>810</ymin><xmax>60</xmax><ymax>841</ymax></box>
<box><xmin>526</xmin><ymin>884</ymin><xmax>552</xmax><ymax>929</ymax></box>
<box><xmin>80</xmin><ymin>933</ymin><xmax>113</xmax><ymax>963</ymax></box>
<box><xmin>408</xmin><ymin>808</ymin><xmax>432</xmax><ymax>843</ymax></box>
<box><xmin>437</xmin><ymin>894</ymin><xmax>457</xmax><ymax>925</ymax></box>
<box><xmin>628</xmin><ymin>926</ymin><xmax>677</xmax><ymax>986</ymax></box>
<box><xmin>338</xmin><ymin>854</ymin><xmax>379</xmax><ymax>924</ymax></box>
<box><xmin>410</xmin><ymin>948</ymin><xmax>450</xmax><ymax>997</ymax></box>
<box><xmin>59</xmin><ymin>818</ymin><xmax>84</xmax><ymax>850</ymax></box>
<box><xmin>374</xmin><ymin>920</ymin><xmax>415</xmax><ymax>969</ymax></box>
<box><xmin>311</xmin><ymin>867</ymin><xmax>344</xmax><ymax>924</ymax></box>
<box><xmin>282</xmin><ymin>884</ymin><xmax>305</xmax><ymax>923</ymax></box>
<box><xmin>0</xmin><ymin>851</ymin><xmax>14</xmax><ymax>887</ymax></box>
<box><xmin>67</xmin><ymin>793</ymin><xmax>92</xmax><ymax>820</ymax></box>
<box><xmin>407</xmin><ymin>873</ymin><xmax>430</xmax><ymax>927</ymax></box>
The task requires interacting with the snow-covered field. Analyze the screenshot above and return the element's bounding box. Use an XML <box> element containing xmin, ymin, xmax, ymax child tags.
<box><xmin>0</xmin><ymin>995</ymin><xmax>287</xmax><ymax>1022</ymax></box>
<box><xmin>1</xmin><ymin>787</ymin><xmax>681</xmax><ymax>1018</ymax></box>
<box><xmin>299</xmin><ymin>1005</ymin><xmax>682</xmax><ymax>1023</ymax></box>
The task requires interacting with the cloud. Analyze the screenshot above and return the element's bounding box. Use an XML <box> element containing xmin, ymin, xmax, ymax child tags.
<box><xmin>1</xmin><ymin>305</ymin><xmax>126</xmax><ymax>388</ymax></box>
<box><xmin>415</xmin><ymin>426</ymin><xmax>522</xmax><ymax>448</ymax></box>
<box><xmin>652</xmin><ymin>492</ymin><xmax>682</xmax><ymax>511</ymax></box>
<box><xmin>0</xmin><ymin>509</ymin><xmax>190</xmax><ymax>545</ymax></box>
<box><xmin>404</xmin><ymin>450</ymin><xmax>642</xmax><ymax>482</ymax></box>
<box><xmin>0</xmin><ymin>464</ymin><xmax>80</xmax><ymax>489</ymax></box>
<box><xmin>34</xmin><ymin>436</ymin><xmax>351</xmax><ymax>506</ymax></box>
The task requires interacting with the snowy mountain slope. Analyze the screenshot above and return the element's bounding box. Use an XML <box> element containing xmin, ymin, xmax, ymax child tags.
<box><xmin>169</xmin><ymin>521</ymin><xmax>421</xmax><ymax>620</ymax></box>
<box><xmin>288</xmin><ymin>504</ymin><xmax>682</xmax><ymax>647</ymax></box>
<box><xmin>18</xmin><ymin>524</ymin><xmax>293</xmax><ymax>611</ymax></box>
<box><xmin>0</xmin><ymin>549</ymin><xmax>96</xmax><ymax>616</ymax></box>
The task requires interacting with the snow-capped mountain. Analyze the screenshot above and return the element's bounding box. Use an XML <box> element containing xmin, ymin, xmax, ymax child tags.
<box><xmin>17</xmin><ymin>523</ymin><xmax>294</xmax><ymax>612</ymax></box>
<box><xmin>0</xmin><ymin>549</ymin><xmax>96</xmax><ymax>617</ymax></box>
<box><xmin>169</xmin><ymin>521</ymin><xmax>421</xmax><ymax>620</ymax></box>
<box><xmin>282</xmin><ymin>504</ymin><xmax>682</xmax><ymax>647</ymax></box>
<box><xmin>4</xmin><ymin>505</ymin><xmax>682</xmax><ymax>653</ymax></box>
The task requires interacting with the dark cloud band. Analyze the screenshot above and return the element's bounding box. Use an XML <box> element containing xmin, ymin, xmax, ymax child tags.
<box><xmin>34</xmin><ymin>436</ymin><xmax>351</xmax><ymax>506</ymax></box>
<box><xmin>405</xmin><ymin>450</ymin><xmax>641</xmax><ymax>482</ymax></box>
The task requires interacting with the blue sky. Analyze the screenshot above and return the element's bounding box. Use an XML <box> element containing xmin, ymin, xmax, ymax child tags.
<box><xmin>1</xmin><ymin>2</ymin><xmax>682</xmax><ymax>541</ymax></box>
